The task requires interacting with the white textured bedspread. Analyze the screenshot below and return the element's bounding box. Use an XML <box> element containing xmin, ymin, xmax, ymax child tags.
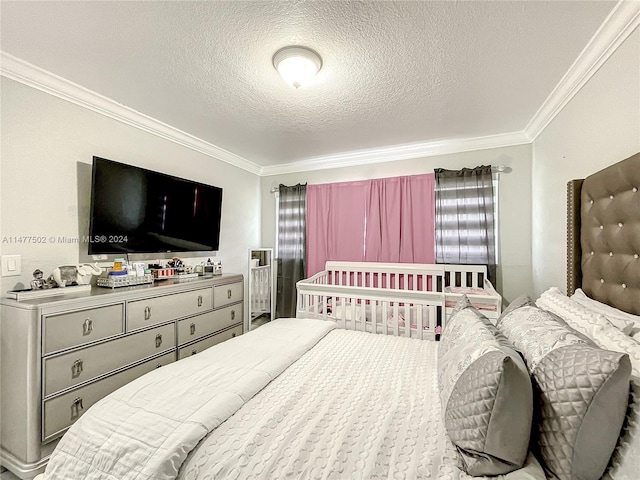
<box><xmin>177</xmin><ymin>329</ymin><xmax>545</xmax><ymax>480</ymax></box>
<box><xmin>38</xmin><ymin>318</ymin><xmax>336</xmax><ymax>480</ymax></box>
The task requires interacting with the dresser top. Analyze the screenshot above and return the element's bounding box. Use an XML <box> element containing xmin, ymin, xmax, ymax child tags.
<box><xmin>1</xmin><ymin>273</ymin><xmax>243</xmax><ymax>310</ymax></box>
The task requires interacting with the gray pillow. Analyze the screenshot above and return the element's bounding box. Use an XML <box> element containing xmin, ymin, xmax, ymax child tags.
<box><xmin>438</xmin><ymin>306</ymin><xmax>533</xmax><ymax>476</ymax></box>
<box><xmin>498</xmin><ymin>305</ymin><xmax>631</xmax><ymax>480</ymax></box>
<box><xmin>496</xmin><ymin>294</ymin><xmax>534</xmax><ymax>326</ymax></box>
<box><xmin>449</xmin><ymin>293</ymin><xmax>472</xmax><ymax>318</ymax></box>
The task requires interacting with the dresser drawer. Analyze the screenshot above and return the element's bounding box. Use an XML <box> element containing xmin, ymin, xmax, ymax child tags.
<box><xmin>177</xmin><ymin>305</ymin><xmax>243</xmax><ymax>346</ymax></box>
<box><xmin>42</xmin><ymin>351</ymin><xmax>175</xmax><ymax>441</ymax></box>
<box><xmin>127</xmin><ymin>287</ymin><xmax>213</xmax><ymax>331</ymax></box>
<box><xmin>178</xmin><ymin>325</ymin><xmax>243</xmax><ymax>360</ymax></box>
<box><xmin>43</xmin><ymin>304</ymin><xmax>124</xmax><ymax>354</ymax></box>
<box><xmin>43</xmin><ymin>323</ymin><xmax>176</xmax><ymax>397</ymax></box>
<box><xmin>213</xmin><ymin>282</ymin><xmax>243</xmax><ymax>308</ymax></box>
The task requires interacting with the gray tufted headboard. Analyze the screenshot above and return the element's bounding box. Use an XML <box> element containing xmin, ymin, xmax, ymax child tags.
<box><xmin>567</xmin><ymin>152</ymin><xmax>640</xmax><ymax>315</ymax></box>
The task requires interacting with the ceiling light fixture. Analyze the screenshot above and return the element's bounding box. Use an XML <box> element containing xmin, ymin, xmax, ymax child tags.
<box><xmin>272</xmin><ymin>46</ymin><xmax>322</xmax><ymax>89</ymax></box>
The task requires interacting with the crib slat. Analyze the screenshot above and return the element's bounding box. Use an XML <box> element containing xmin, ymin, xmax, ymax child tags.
<box><xmin>371</xmin><ymin>299</ymin><xmax>378</xmax><ymax>333</ymax></box>
<box><xmin>404</xmin><ymin>304</ymin><xmax>410</xmax><ymax>338</ymax></box>
<box><xmin>349</xmin><ymin>298</ymin><xmax>355</xmax><ymax>330</ymax></box>
<box><xmin>392</xmin><ymin>303</ymin><xmax>399</xmax><ymax>336</ymax></box>
<box><xmin>417</xmin><ymin>304</ymin><xmax>423</xmax><ymax>340</ymax></box>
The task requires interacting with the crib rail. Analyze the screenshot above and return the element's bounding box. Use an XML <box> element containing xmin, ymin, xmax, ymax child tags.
<box><xmin>324</xmin><ymin>261</ymin><xmax>443</xmax><ymax>292</ymax></box>
<box><xmin>297</xmin><ymin>284</ymin><xmax>443</xmax><ymax>340</ymax></box>
<box><xmin>297</xmin><ymin>262</ymin><xmax>502</xmax><ymax>340</ymax></box>
<box><xmin>443</xmin><ymin>264</ymin><xmax>487</xmax><ymax>288</ymax></box>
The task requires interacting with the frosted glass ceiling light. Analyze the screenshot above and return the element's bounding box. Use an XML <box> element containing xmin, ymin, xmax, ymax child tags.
<box><xmin>273</xmin><ymin>46</ymin><xmax>322</xmax><ymax>89</ymax></box>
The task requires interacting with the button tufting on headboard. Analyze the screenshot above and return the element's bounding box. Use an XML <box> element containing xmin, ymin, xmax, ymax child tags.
<box><xmin>574</xmin><ymin>152</ymin><xmax>640</xmax><ymax>315</ymax></box>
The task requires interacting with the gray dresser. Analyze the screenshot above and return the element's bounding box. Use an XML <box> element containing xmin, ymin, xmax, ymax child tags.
<box><xmin>0</xmin><ymin>274</ymin><xmax>243</xmax><ymax>479</ymax></box>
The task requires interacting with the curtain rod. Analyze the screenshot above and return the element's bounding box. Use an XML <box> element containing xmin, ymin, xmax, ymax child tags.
<box><xmin>269</xmin><ymin>165</ymin><xmax>509</xmax><ymax>193</ymax></box>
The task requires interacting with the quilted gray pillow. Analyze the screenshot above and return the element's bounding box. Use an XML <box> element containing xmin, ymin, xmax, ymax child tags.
<box><xmin>498</xmin><ymin>305</ymin><xmax>631</xmax><ymax>480</ymax></box>
<box><xmin>438</xmin><ymin>306</ymin><xmax>533</xmax><ymax>476</ymax></box>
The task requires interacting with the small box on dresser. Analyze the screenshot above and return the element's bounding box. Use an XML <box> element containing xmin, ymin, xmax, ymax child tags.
<box><xmin>0</xmin><ymin>274</ymin><xmax>244</xmax><ymax>480</ymax></box>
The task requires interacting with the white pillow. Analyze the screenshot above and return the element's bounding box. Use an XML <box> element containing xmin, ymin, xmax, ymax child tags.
<box><xmin>572</xmin><ymin>288</ymin><xmax>638</xmax><ymax>335</ymax></box>
<box><xmin>536</xmin><ymin>287</ymin><xmax>636</xmax><ymax>340</ymax></box>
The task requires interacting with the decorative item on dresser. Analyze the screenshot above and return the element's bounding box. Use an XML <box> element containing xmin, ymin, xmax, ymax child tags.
<box><xmin>0</xmin><ymin>274</ymin><xmax>243</xmax><ymax>480</ymax></box>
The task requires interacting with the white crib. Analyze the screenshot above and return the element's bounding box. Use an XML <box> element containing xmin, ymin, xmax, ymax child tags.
<box><xmin>296</xmin><ymin>261</ymin><xmax>502</xmax><ymax>340</ymax></box>
<box><xmin>250</xmin><ymin>265</ymin><xmax>272</xmax><ymax>319</ymax></box>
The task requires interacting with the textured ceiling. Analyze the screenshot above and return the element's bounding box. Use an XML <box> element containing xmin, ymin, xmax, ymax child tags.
<box><xmin>1</xmin><ymin>1</ymin><xmax>616</xmax><ymax>166</ymax></box>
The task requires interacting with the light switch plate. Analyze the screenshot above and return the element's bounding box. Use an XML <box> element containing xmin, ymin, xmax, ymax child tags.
<box><xmin>1</xmin><ymin>255</ymin><xmax>22</xmax><ymax>276</ymax></box>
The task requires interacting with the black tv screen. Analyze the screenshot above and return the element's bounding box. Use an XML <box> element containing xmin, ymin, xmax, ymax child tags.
<box><xmin>88</xmin><ymin>157</ymin><xmax>222</xmax><ymax>254</ymax></box>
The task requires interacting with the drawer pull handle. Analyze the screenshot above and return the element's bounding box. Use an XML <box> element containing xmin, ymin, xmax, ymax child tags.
<box><xmin>71</xmin><ymin>359</ymin><xmax>84</xmax><ymax>378</ymax></box>
<box><xmin>231</xmin><ymin>310</ymin><xmax>235</xmax><ymax>321</ymax></box>
<box><xmin>156</xmin><ymin>363</ymin><xmax>163</xmax><ymax>369</ymax></box>
<box><xmin>227</xmin><ymin>289</ymin><xmax>232</xmax><ymax>299</ymax></box>
<box><xmin>232</xmin><ymin>332</ymin><xmax>237</xmax><ymax>338</ymax></box>
<box><xmin>155</xmin><ymin>334</ymin><xmax>163</xmax><ymax>348</ymax></box>
<box><xmin>71</xmin><ymin>397</ymin><xmax>84</xmax><ymax>418</ymax></box>
<box><xmin>82</xmin><ymin>319</ymin><xmax>93</xmax><ymax>336</ymax></box>
<box><xmin>190</xmin><ymin>323</ymin><xmax>196</xmax><ymax>335</ymax></box>
<box><xmin>144</xmin><ymin>306</ymin><xmax>152</xmax><ymax>321</ymax></box>
<box><xmin>197</xmin><ymin>295</ymin><xmax>203</xmax><ymax>307</ymax></box>
<box><xmin>191</xmin><ymin>349</ymin><xmax>197</xmax><ymax>356</ymax></box>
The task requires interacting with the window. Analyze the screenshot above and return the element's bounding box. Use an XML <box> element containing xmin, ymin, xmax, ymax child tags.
<box><xmin>434</xmin><ymin>167</ymin><xmax>498</xmax><ymax>282</ymax></box>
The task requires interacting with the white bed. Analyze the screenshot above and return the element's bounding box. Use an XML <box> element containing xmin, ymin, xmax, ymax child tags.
<box><xmin>296</xmin><ymin>262</ymin><xmax>502</xmax><ymax>340</ymax></box>
<box><xmin>177</xmin><ymin>324</ymin><xmax>544</xmax><ymax>480</ymax></box>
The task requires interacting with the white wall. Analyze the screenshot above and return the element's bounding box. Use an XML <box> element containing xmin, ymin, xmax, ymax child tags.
<box><xmin>532</xmin><ymin>28</ymin><xmax>640</xmax><ymax>296</ymax></box>
<box><xmin>260</xmin><ymin>144</ymin><xmax>533</xmax><ymax>303</ymax></box>
<box><xmin>0</xmin><ymin>78</ymin><xmax>261</xmax><ymax>295</ymax></box>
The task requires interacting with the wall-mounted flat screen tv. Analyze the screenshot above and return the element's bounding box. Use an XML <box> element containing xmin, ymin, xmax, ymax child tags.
<box><xmin>88</xmin><ymin>156</ymin><xmax>222</xmax><ymax>254</ymax></box>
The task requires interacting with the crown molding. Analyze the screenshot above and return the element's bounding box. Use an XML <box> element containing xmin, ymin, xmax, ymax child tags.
<box><xmin>0</xmin><ymin>52</ymin><xmax>262</xmax><ymax>175</ymax></box>
<box><xmin>260</xmin><ymin>131</ymin><xmax>531</xmax><ymax>176</ymax></box>
<box><xmin>525</xmin><ymin>0</ymin><xmax>640</xmax><ymax>140</ymax></box>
